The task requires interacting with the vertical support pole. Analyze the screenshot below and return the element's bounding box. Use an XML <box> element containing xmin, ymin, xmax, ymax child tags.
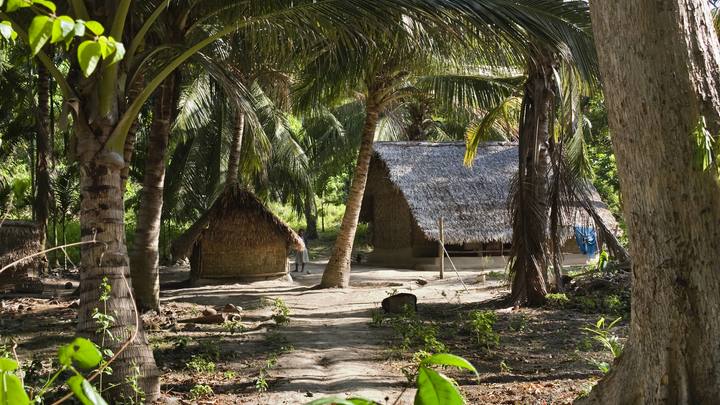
<box><xmin>438</xmin><ymin>217</ymin><xmax>444</xmax><ymax>279</ymax></box>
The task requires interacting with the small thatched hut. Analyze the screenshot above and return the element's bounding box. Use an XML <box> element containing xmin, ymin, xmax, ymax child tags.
<box><xmin>172</xmin><ymin>186</ymin><xmax>303</xmax><ymax>282</ymax></box>
<box><xmin>0</xmin><ymin>221</ymin><xmax>46</xmax><ymax>292</ymax></box>
<box><xmin>360</xmin><ymin>142</ymin><xmax>619</xmax><ymax>269</ymax></box>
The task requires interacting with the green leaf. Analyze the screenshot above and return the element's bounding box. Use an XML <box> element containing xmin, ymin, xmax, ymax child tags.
<box><xmin>0</xmin><ymin>373</ymin><xmax>30</xmax><ymax>405</ymax></box>
<box><xmin>97</xmin><ymin>36</ymin><xmax>113</xmax><ymax>58</ymax></box>
<box><xmin>693</xmin><ymin>115</ymin><xmax>715</xmax><ymax>171</ymax></box>
<box><xmin>0</xmin><ymin>359</ymin><xmax>18</xmax><ymax>372</ymax></box>
<box><xmin>51</xmin><ymin>16</ymin><xmax>75</xmax><ymax>44</ymax></box>
<box><xmin>107</xmin><ymin>41</ymin><xmax>125</xmax><ymax>66</ymax></box>
<box><xmin>84</xmin><ymin>20</ymin><xmax>104</xmax><ymax>36</ymax></box>
<box><xmin>0</xmin><ymin>22</ymin><xmax>16</xmax><ymax>41</ymax></box>
<box><xmin>67</xmin><ymin>376</ymin><xmax>108</xmax><ymax>405</ymax></box>
<box><xmin>73</xmin><ymin>20</ymin><xmax>86</xmax><ymax>37</ymax></box>
<box><xmin>414</xmin><ymin>368</ymin><xmax>464</xmax><ymax>405</ymax></box>
<box><xmin>77</xmin><ymin>40</ymin><xmax>101</xmax><ymax>77</ymax></box>
<box><xmin>28</xmin><ymin>15</ymin><xmax>53</xmax><ymax>55</ymax></box>
<box><xmin>305</xmin><ymin>398</ymin><xmax>378</xmax><ymax>405</ymax></box>
<box><xmin>6</xmin><ymin>0</ymin><xmax>31</xmax><ymax>12</ymax></box>
<box><xmin>58</xmin><ymin>338</ymin><xmax>102</xmax><ymax>369</ymax></box>
<box><xmin>32</xmin><ymin>0</ymin><xmax>55</xmax><ymax>12</ymax></box>
<box><xmin>419</xmin><ymin>354</ymin><xmax>478</xmax><ymax>376</ymax></box>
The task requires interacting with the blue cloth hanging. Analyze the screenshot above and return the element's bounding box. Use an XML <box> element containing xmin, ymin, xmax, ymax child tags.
<box><xmin>574</xmin><ymin>226</ymin><xmax>598</xmax><ymax>257</ymax></box>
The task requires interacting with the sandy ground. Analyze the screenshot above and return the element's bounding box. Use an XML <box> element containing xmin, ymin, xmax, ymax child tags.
<box><xmin>158</xmin><ymin>262</ymin><xmax>501</xmax><ymax>404</ymax></box>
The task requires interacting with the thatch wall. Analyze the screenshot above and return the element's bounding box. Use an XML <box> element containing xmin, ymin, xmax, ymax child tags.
<box><xmin>364</xmin><ymin>141</ymin><xmax>619</xmax><ymax>249</ymax></box>
<box><xmin>0</xmin><ymin>221</ymin><xmax>45</xmax><ymax>288</ymax></box>
<box><xmin>173</xmin><ymin>186</ymin><xmax>302</xmax><ymax>281</ymax></box>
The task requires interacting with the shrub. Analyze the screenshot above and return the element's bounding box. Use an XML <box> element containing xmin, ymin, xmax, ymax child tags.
<box><xmin>467</xmin><ymin>310</ymin><xmax>499</xmax><ymax>349</ymax></box>
<box><xmin>271</xmin><ymin>298</ymin><xmax>291</xmax><ymax>326</ymax></box>
<box><xmin>189</xmin><ymin>384</ymin><xmax>214</xmax><ymax>400</ymax></box>
<box><xmin>545</xmin><ymin>293</ymin><xmax>570</xmax><ymax>308</ymax></box>
<box><xmin>186</xmin><ymin>355</ymin><xmax>216</xmax><ymax>373</ymax></box>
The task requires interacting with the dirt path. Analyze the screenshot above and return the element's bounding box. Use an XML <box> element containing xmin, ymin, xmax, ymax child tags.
<box><xmin>160</xmin><ymin>263</ymin><xmax>500</xmax><ymax>404</ymax></box>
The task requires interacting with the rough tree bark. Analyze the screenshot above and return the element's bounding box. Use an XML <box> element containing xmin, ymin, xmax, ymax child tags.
<box><xmin>304</xmin><ymin>190</ymin><xmax>319</xmax><ymax>240</ymax></box>
<box><xmin>130</xmin><ymin>75</ymin><xmax>178</xmax><ymax>312</ymax></box>
<box><xmin>509</xmin><ymin>53</ymin><xmax>556</xmax><ymax>306</ymax></box>
<box><xmin>580</xmin><ymin>1</ymin><xmax>720</xmax><ymax>403</ymax></box>
<box><xmin>225</xmin><ymin>110</ymin><xmax>245</xmax><ymax>189</ymax></box>
<box><xmin>34</xmin><ymin>62</ymin><xmax>51</xmax><ymax>252</ymax></box>
<box><xmin>321</xmin><ymin>94</ymin><xmax>381</xmax><ymax>288</ymax></box>
<box><xmin>75</xmin><ymin>122</ymin><xmax>160</xmax><ymax>400</ymax></box>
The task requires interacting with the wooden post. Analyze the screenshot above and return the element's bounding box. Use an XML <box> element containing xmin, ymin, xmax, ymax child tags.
<box><xmin>438</xmin><ymin>217</ymin><xmax>444</xmax><ymax>279</ymax></box>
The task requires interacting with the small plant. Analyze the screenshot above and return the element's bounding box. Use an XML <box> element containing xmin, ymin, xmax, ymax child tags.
<box><xmin>603</xmin><ymin>294</ymin><xmax>625</xmax><ymax>315</ymax></box>
<box><xmin>467</xmin><ymin>310</ymin><xmax>499</xmax><ymax>349</ymax></box>
<box><xmin>189</xmin><ymin>383</ymin><xmax>214</xmax><ymax>400</ymax></box>
<box><xmin>255</xmin><ymin>373</ymin><xmax>269</xmax><ymax>393</ymax></box>
<box><xmin>223</xmin><ymin>370</ymin><xmax>237</xmax><ymax>379</ymax></box>
<box><xmin>198</xmin><ymin>341</ymin><xmax>221</xmax><ymax>361</ymax></box>
<box><xmin>185</xmin><ymin>355</ymin><xmax>216</xmax><ymax>373</ymax></box>
<box><xmin>173</xmin><ymin>336</ymin><xmax>192</xmax><ymax>350</ymax></box>
<box><xmin>582</xmin><ymin>317</ymin><xmax>624</xmax><ymax>358</ymax></box>
<box><xmin>271</xmin><ymin>298</ymin><xmax>291</xmax><ymax>326</ymax></box>
<box><xmin>118</xmin><ymin>361</ymin><xmax>145</xmax><ymax>404</ymax></box>
<box><xmin>369</xmin><ymin>308</ymin><xmax>384</xmax><ymax>327</ymax></box>
<box><xmin>387</xmin><ymin>305</ymin><xmax>446</xmax><ymax>355</ymax></box>
<box><xmin>499</xmin><ymin>360</ymin><xmax>512</xmax><ymax>373</ymax></box>
<box><xmin>222</xmin><ymin>320</ymin><xmax>245</xmax><ymax>334</ymax></box>
<box><xmin>545</xmin><ymin>293</ymin><xmax>570</xmax><ymax>308</ymax></box>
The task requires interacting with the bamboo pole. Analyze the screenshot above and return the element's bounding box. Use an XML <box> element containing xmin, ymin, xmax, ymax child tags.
<box><xmin>438</xmin><ymin>217</ymin><xmax>444</xmax><ymax>279</ymax></box>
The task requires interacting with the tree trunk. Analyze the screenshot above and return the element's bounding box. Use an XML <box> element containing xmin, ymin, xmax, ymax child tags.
<box><xmin>580</xmin><ymin>1</ymin><xmax>720</xmax><ymax>403</ymax></box>
<box><xmin>225</xmin><ymin>110</ymin><xmax>245</xmax><ymax>189</ymax></box>
<box><xmin>76</xmin><ymin>125</ymin><xmax>160</xmax><ymax>401</ymax></box>
<box><xmin>321</xmin><ymin>99</ymin><xmax>381</xmax><ymax>288</ymax></box>
<box><xmin>509</xmin><ymin>54</ymin><xmax>556</xmax><ymax>306</ymax></box>
<box><xmin>130</xmin><ymin>76</ymin><xmax>177</xmax><ymax>312</ymax></box>
<box><xmin>304</xmin><ymin>191</ymin><xmax>319</xmax><ymax>240</ymax></box>
<box><xmin>34</xmin><ymin>61</ymin><xmax>51</xmax><ymax>254</ymax></box>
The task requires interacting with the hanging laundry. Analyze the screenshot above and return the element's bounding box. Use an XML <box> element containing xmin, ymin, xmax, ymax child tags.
<box><xmin>574</xmin><ymin>226</ymin><xmax>598</xmax><ymax>257</ymax></box>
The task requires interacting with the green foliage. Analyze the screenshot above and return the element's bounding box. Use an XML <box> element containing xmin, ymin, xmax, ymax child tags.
<box><xmin>544</xmin><ymin>293</ymin><xmax>570</xmax><ymax>308</ymax></box>
<box><xmin>467</xmin><ymin>310</ymin><xmax>499</xmax><ymax>349</ymax></box>
<box><xmin>222</xmin><ymin>320</ymin><xmax>245</xmax><ymax>334</ymax></box>
<box><xmin>387</xmin><ymin>305</ymin><xmax>446</xmax><ymax>356</ymax></box>
<box><xmin>369</xmin><ymin>308</ymin><xmax>384</xmax><ymax>327</ymax></box>
<box><xmin>582</xmin><ymin>317</ymin><xmax>624</xmax><ymax>359</ymax></box>
<box><xmin>499</xmin><ymin>360</ymin><xmax>512</xmax><ymax>374</ymax></box>
<box><xmin>185</xmin><ymin>355</ymin><xmax>216</xmax><ymax>373</ymax></box>
<box><xmin>271</xmin><ymin>298</ymin><xmax>291</xmax><ymax>326</ymax></box>
<box><xmin>1</xmin><ymin>337</ymin><xmax>107</xmax><ymax>404</ymax></box>
<box><xmin>508</xmin><ymin>314</ymin><xmax>528</xmax><ymax>332</ymax></box>
<box><xmin>189</xmin><ymin>384</ymin><xmax>214</xmax><ymax>400</ymax></box>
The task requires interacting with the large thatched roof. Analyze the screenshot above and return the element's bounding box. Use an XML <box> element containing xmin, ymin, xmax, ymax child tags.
<box><xmin>172</xmin><ymin>186</ymin><xmax>303</xmax><ymax>260</ymax></box>
<box><xmin>371</xmin><ymin>141</ymin><xmax>619</xmax><ymax>245</ymax></box>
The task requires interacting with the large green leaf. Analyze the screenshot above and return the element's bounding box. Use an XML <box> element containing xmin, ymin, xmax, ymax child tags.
<box><xmin>67</xmin><ymin>376</ymin><xmax>108</xmax><ymax>405</ymax></box>
<box><xmin>51</xmin><ymin>16</ymin><xmax>75</xmax><ymax>44</ymax></box>
<box><xmin>32</xmin><ymin>0</ymin><xmax>55</xmax><ymax>12</ymax></box>
<box><xmin>0</xmin><ymin>373</ymin><xmax>30</xmax><ymax>405</ymax></box>
<box><xmin>83</xmin><ymin>20</ymin><xmax>104</xmax><ymax>36</ymax></box>
<box><xmin>58</xmin><ymin>338</ymin><xmax>103</xmax><ymax>370</ymax></box>
<box><xmin>6</xmin><ymin>0</ymin><xmax>31</xmax><ymax>12</ymax></box>
<box><xmin>414</xmin><ymin>368</ymin><xmax>464</xmax><ymax>405</ymax></box>
<box><xmin>0</xmin><ymin>21</ymin><xmax>16</xmax><ymax>41</ymax></box>
<box><xmin>28</xmin><ymin>15</ymin><xmax>53</xmax><ymax>55</ymax></box>
<box><xmin>0</xmin><ymin>359</ymin><xmax>17</xmax><ymax>372</ymax></box>
<box><xmin>419</xmin><ymin>354</ymin><xmax>478</xmax><ymax>376</ymax></box>
<box><xmin>77</xmin><ymin>40</ymin><xmax>102</xmax><ymax>77</ymax></box>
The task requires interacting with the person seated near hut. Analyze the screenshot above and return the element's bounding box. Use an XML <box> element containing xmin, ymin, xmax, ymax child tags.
<box><xmin>294</xmin><ymin>229</ymin><xmax>310</xmax><ymax>273</ymax></box>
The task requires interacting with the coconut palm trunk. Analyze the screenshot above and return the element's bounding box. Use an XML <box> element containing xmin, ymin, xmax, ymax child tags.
<box><xmin>76</xmin><ymin>123</ymin><xmax>160</xmax><ymax>400</ymax></box>
<box><xmin>580</xmin><ymin>1</ymin><xmax>720</xmax><ymax>402</ymax></box>
<box><xmin>509</xmin><ymin>54</ymin><xmax>556</xmax><ymax>306</ymax></box>
<box><xmin>321</xmin><ymin>96</ymin><xmax>381</xmax><ymax>288</ymax></box>
<box><xmin>34</xmin><ymin>62</ymin><xmax>51</xmax><ymax>252</ymax></box>
<box><xmin>130</xmin><ymin>76</ymin><xmax>178</xmax><ymax>312</ymax></box>
<box><xmin>304</xmin><ymin>190</ymin><xmax>319</xmax><ymax>239</ymax></box>
<box><xmin>225</xmin><ymin>110</ymin><xmax>245</xmax><ymax>188</ymax></box>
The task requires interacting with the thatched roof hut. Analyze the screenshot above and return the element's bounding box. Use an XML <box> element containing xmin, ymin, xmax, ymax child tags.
<box><xmin>0</xmin><ymin>221</ymin><xmax>46</xmax><ymax>291</ymax></box>
<box><xmin>361</xmin><ymin>142</ymin><xmax>618</xmax><ymax>267</ymax></box>
<box><xmin>172</xmin><ymin>186</ymin><xmax>303</xmax><ymax>281</ymax></box>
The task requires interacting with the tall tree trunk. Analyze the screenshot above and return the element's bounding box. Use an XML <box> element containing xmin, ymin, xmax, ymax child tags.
<box><xmin>130</xmin><ymin>76</ymin><xmax>177</xmax><ymax>312</ymax></box>
<box><xmin>580</xmin><ymin>1</ymin><xmax>720</xmax><ymax>403</ymax></box>
<box><xmin>509</xmin><ymin>54</ymin><xmax>556</xmax><ymax>306</ymax></box>
<box><xmin>225</xmin><ymin>110</ymin><xmax>245</xmax><ymax>189</ymax></box>
<box><xmin>304</xmin><ymin>190</ymin><xmax>319</xmax><ymax>239</ymax></box>
<box><xmin>321</xmin><ymin>98</ymin><xmax>381</xmax><ymax>288</ymax></box>
<box><xmin>75</xmin><ymin>125</ymin><xmax>160</xmax><ymax>400</ymax></box>
<box><xmin>34</xmin><ymin>62</ymin><xmax>51</xmax><ymax>255</ymax></box>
